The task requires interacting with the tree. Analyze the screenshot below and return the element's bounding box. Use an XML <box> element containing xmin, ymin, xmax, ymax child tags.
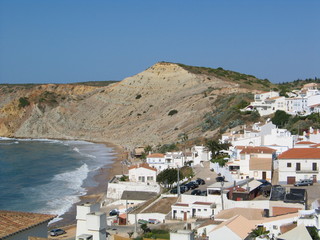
<box><xmin>271</xmin><ymin>110</ymin><xmax>291</xmax><ymax>128</ymax></box>
<box><xmin>307</xmin><ymin>226</ymin><xmax>320</xmax><ymax>240</ymax></box>
<box><xmin>144</xmin><ymin>145</ymin><xmax>152</xmax><ymax>154</ymax></box>
<box><xmin>156</xmin><ymin>168</ymin><xmax>183</xmax><ymax>188</ymax></box>
<box><xmin>249</xmin><ymin>226</ymin><xmax>269</xmax><ymax>239</ymax></box>
<box><xmin>205</xmin><ymin>139</ymin><xmax>229</xmax><ymax>159</ymax></box>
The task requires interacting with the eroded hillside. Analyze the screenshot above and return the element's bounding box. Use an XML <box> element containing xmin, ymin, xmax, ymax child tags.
<box><xmin>0</xmin><ymin>62</ymin><xmax>267</xmax><ymax>148</ymax></box>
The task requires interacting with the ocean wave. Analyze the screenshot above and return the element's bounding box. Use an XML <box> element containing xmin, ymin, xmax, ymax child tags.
<box><xmin>73</xmin><ymin>147</ymin><xmax>97</xmax><ymax>159</ymax></box>
<box><xmin>0</xmin><ymin>141</ymin><xmax>19</xmax><ymax>145</ymax></box>
<box><xmin>53</xmin><ymin>163</ymin><xmax>89</xmax><ymax>190</ymax></box>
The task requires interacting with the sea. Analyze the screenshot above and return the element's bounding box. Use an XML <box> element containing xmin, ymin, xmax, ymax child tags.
<box><xmin>0</xmin><ymin>138</ymin><xmax>115</xmax><ymax>222</ymax></box>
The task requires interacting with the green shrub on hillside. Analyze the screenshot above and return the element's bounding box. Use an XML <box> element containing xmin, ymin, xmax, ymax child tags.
<box><xmin>18</xmin><ymin>97</ymin><xmax>30</xmax><ymax>108</ymax></box>
<box><xmin>168</xmin><ymin>109</ymin><xmax>178</xmax><ymax>116</ymax></box>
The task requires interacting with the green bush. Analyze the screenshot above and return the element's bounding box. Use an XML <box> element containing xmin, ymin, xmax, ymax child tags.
<box><xmin>18</xmin><ymin>97</ymin><xmax>30</xmax><ymax>108</ymax></box>
<box><xmin>168</xmin><ymin>109</ymin><xmax>178</xmax><ymax>116</ymax></box>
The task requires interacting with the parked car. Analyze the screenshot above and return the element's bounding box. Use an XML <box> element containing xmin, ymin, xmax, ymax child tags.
<box><xmin>138</xmin><ymin>219</ymin><xmax>148</xmax><ymax>224</ymax></box>
<box><xmin>109</xmin><ymin>209</ymin><xmax>120</xmax><ymax>216</ymax></box>
<box><xmin>294</xmin><ymin>179</ymin><xmax>313</xmax><ymax>186</ymax></box>
<box><xmin>216</xmin><ymin>176</ymin><xmax>225</xmax><ymax>182</ymax></box>
<box><xmin>180</xmin><ymin>184</ymin><xmax>189</xmax><ymax>192</ymax></box>
<box><xmin>49</xmin><ymin>229</ymin><xmax>66</xmax><ymax>236</ymax></box>
<box><xmin>196</xmin><ymin>178</ymin><xmax>206</xmax><ymax>185</ymax></box>
<box><xmin>189</xmin><ymin>180</ymin><xmax>199</xmax><ymax>188</ymax></box>
<box><xmin>200</xmin><ymin>190</ymin><xmax>207</xmax><ymax>196</ymax></box>
<box><xmin>148</xmin><ymin>219</ymin><xmax>160</xmax><ymax>224</ymax></box>
<box><xmin>186</xmin><ymin>182</ymin><xmax>197</xmax><ymax>189</ymax></box>
<box><xmin>191</xmin><ymin>189</ymin><xmax>202</xmax><ymax>195</ymax></box>
<box><xmin>170</xmin><ymin>186</ymin><xmax>185</xmax><ymax>194</ymax></box>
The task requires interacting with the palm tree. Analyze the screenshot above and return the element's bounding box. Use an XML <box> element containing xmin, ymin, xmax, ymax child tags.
<box><xmin>205</xmin><ymin>139</ymin><xmax>230</xmax><ymax>166</ymax></box>
<box><xmin>249</xmin><ymin>226</ymin><xmax>270</xmax><ymax>239</ymax></box>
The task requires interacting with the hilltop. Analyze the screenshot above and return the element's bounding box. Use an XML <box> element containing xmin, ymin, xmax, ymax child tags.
<box><xmin>0</xmin><ymin>62</ymin><xmax>273</xmax><ymax>149</ymax></box>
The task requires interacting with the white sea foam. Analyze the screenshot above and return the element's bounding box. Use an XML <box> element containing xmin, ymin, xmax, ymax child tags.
<box><xmin>32</xmin><ymin>163</ymin><xmax>89</xmax><ymax>220</ymax></box>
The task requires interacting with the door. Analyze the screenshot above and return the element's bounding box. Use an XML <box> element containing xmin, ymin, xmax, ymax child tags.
<box><xmin>184</xmin><ymin>212</ymin><xmax>187</xmax><ymax>221</ymax></box>
<box><xmin>287</xmin><ymin>176</ymin><xmax>296</xmax><ymax>184</ymax></box>
<box><xmin>262</xmin><ymin>171</ymin><xmax>267</xmax><ymax>180</ymax></box>
<box><xmin>313</xmin><ymin>175</ymin><xmax>317</xmax><ymax>183</ymax></box>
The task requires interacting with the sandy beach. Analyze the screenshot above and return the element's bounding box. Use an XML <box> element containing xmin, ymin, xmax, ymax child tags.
<box><xmin>50</xmin><ymin>142</ymin><xmax>128</xmax><ymax>229</ymax></box>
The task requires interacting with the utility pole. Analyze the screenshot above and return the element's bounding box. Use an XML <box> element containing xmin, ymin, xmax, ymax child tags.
<box><xmin>177</xmin><ymin>165</ymin><xmax>180</xmax><ymax>196</ymax></box>
<box><xmin>220</xmin><ymin>181</ymin><xmax>224</xmax><ymax>210</ymax></box>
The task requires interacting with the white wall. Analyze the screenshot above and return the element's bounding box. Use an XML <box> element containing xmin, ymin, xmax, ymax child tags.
<box><xmin>278</xmin><ymin>159</ymin><xmax>320</xmax><ymax>183</ymax></box>
<box><xmin>129</xmin><ymin>167</ymin><xmax>156</xmax><ymax>183</ymax></box>
<box><xmin>106</xmin><ymin>182</ymin><xmax>160</xmax><ymax>200</ymax></box>
<box><xmin>127</xmin><ymin>212</ymin><xmax>166</xmax><ymax>224</ymax></box>
<box><xmin>170</xmin><ymin>230</ymin><xmax>195</xmax><ymax>240</ymax></box>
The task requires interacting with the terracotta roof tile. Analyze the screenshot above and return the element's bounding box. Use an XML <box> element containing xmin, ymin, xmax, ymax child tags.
<box><xmin>128</xmin><ymin>163</ymin><xmax>157</xmax><ymax>172</ymax></box>
<box><xmin>278</xmin><ymin>148</ymin><xmax>320</xmax><ymax>159</ymax></box>
<box><xmin>193</xmin><ymin>202</ymin><xmax>213</xmax><ymax>206</ymax></box>
<box><xmin>250</xmin><ymin>157</ymin><xmax>272</xmax><ymax>171</ymax></box>
<box><xmin>240</xmin><ymin>146</ymin><xmax>276</xmax><ymax>154</ymax></box>
<box><xmin>296</xmin><ymin>141</ymin><xmax>316</xmax><ymax>145</ymax></box>
<box><xmin>147</xmin><ymin>153</ymin><xmax>165</xmax><ymax>158</ymax></box>
<box><xmin>174</xmin><ymin>203</ymin><xmax>189</xmax><ymax>207</ymax></box>
<box><xmin>0</xmin><ymin>210</ymin><xmax>56</xmax><ymax>239</ymax></box>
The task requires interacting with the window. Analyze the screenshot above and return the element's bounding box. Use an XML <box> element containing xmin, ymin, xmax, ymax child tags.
<box><xmin>198</xmin><ymin>209</ymin><xmax>201</xmax><ymax>211</ymax></box>
<box><xmin>273</xmin><ymin>225</ymin><xmax>278</xmax><ymax>230</ymax></box>
<box><xmin>147</xmin><ymin>176</ymin><xmax>153</xmax><ymax>181</ymax></box>
<box><xmin>287</xmin><ymin>163</ymin><xmax>292</xmax><ymax>167</ymax></box>
<box><xmin>313</xmin><ymin>163</ymin><xmax>317</xmax><ymax>171</ymax></box>
<box><xmin>204</xmin><ymin>209</ymin><xmax>207</xmax><ymax>211</ymax></box>
<box><xmin>296</xmin><ymin>163</ymin><xmax>301</xmax><ymax>171</ymax></box>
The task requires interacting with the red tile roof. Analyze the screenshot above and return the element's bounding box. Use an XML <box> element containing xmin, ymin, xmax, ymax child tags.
<box><xmin>278</xmin><ymin>148</ymin><xmax>320</xmax><ymax>159</ymax></box>
<box><xmin>128</xmin><ymin>163</ymin><xmax>157</xmax><ymax>172</ymax></box>
<box><xmin>0</xmin><ymin>210</ymin><xmax>56</xmax><ymax>239</ymax></box>
<box><xmin>240</xmin><ymin>146</ymin><xmax>276</xmax><ymax>154</ymax></box>
<box><xmin>173</xmin><ymin>203</ymin><xmax>189</xmax><ymax>207</ymax></box>
<box><xmin>193</xmin><ymin>202</ymin><xmax>213</xmax><ymax>206</ymax></box>
<box><xmin>147</xmin><ymin>153</ymin><xmax>165</xmax><ymax>158</ymax></box>
<box><xmin>296</xmin><ymin>141</ymin><xmax>316</xmax><ymax>145</ymax></box>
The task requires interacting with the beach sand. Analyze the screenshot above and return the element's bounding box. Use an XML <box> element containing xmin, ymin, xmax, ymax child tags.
<box><xmin>50</xmin><ymin>142</ymin><xmax>128</xmax><ymax>229</ymax></box>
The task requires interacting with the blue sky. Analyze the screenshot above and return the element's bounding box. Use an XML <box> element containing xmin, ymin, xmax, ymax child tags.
<box><xmin>0</xmin><ymin>1</ymin><xmax>319</xmax><ymax>84</ymax></box>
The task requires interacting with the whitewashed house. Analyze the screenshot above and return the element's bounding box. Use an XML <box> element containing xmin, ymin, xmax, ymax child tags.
<box><xmin>128</xmin><ymin>163</ymin><xmax>157</xmax><ymax>183</ymax></box>
<box><xmin>229</xmin><ymin>146</ymin><xmax>276</xmax><ymax>181</ymax></box>
<box><xmin>285</xmin><ymin>97</ymin><xmax>309</xmax><ymax>115</ymax></box>
<box><xmin>297</xmin><ymin>209</ymin><xmax>320</xmax><ymax>230</ymax></box>
<box><xmin>191</xmin><ymin>146</ymin><xmax>211</xmax><ymax>165</ymax></box>
<box><xmin>172</xmin><ymin>201</ymin><xmax>215</xmax><ymax>220</ymax></box>
<box><xmin>277</xmin><ymin>148</ymin><xmax>320</xmax><ymax>184</ymax></box>
<box><xmin>76</xmin><ymin>203</ymin><xmax>106</xmax><ymax>240</ymax></box>
<box><xmin>249</xmin><ymin>91</ymin><xmax>280</xmax><ymax>116</ymax></box>
<box><xmin>303</xmin><ymin>127</ymin><xmax>320</xmax><ymax>143</ymax></box>
<box><xmin>165</xmin><ymin>152</ymin><xmax>185</xmax><ymax>167</ymax></box>
<box><xmin>207</xmin><ymin>215</ymin><xmax>255</xmax><ymax>240</ymax></box>
<box><xmin>146</xmin><ymin>153</ymin><xmax>167</xmax><ymax>171</ymax></box>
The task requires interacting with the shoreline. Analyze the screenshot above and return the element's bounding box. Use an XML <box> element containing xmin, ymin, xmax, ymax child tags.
<box><xmin>50</xmin><ymin>142</ymin><xmax>128</xmax><ymax>228</ymax></box>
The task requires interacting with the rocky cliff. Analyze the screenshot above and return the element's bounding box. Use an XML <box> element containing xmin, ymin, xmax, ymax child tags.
<box><xmin>0</xmin><ymin>62</ymin><xmax>267</xmax><ymax>148</ymax></box>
